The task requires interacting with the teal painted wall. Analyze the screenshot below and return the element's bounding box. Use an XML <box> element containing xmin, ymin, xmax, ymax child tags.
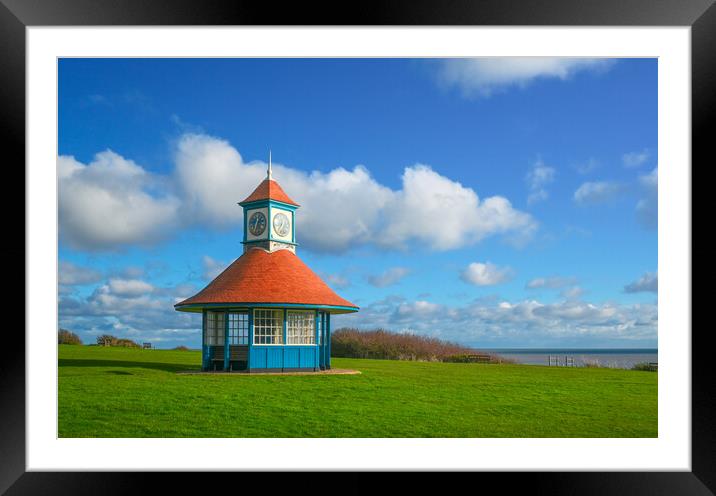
<box><xmin>250</xmin><ymin>346</ymin><xmax>318</xmax><ymax>370</ymax></box>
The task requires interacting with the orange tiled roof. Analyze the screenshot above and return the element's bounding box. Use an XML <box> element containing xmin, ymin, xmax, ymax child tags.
<box><xmin>175</xmin><ymin>248</ymin><xmax>357</xmax><ymax>311</ymax></box>
<box><xmin>239</xmin><ymin>179</ymin><xmax>299</xmax><ymax>206</ymax></box>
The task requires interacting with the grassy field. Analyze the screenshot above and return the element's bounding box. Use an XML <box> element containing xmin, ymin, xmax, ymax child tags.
<box><xmin>58</xmin><ymin>344</ymin><xmax>657</xmax><ymax>438</ymax></box>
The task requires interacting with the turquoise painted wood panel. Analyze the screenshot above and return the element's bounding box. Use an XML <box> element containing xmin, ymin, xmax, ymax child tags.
<box><xmin>299</xmin><ymin>348</ymin><xmax>316</xmax><ymax>368</ymax></box>
<box><xmin>248</xmin><ymin>346</ymin><xmax>320</xmax><ymax>369</ymax></box>
<box><xmin>284</xmin><ymin>348</ymin><xmax>300</xmax><ymax>368</ymax></box>
<box><xmin>266</xmin><ymin>347</ymin><xmax>283</xmax><ymax>368</ymax></box>
<box><xmin>250</xmin><ymin>347</ymin><xmax>267</xmax><ymax>369</ymax></box>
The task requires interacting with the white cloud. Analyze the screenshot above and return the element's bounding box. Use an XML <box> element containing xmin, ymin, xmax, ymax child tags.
<box><xmin>525</xmin><ymin>277</ymin><xmax>587</xmax><ymax>303</ymax></box>
<box><xmin>59</xmin><ymin>275</ymin><xmax>201</xmax><ymax>345</ymax></box>
<box><xmin>58</xmin><ymin>261</ymin><xmax>102</xmax><ymax>285</ymax></box>
<box><xmin>623</xmin><ymin>149</ymin><xmax>650</xmax><ymax>168</ymax></box>
<box><xmin>72</xmin><ymin>281</ymin><xmax>163</xmax><ymax>317</ymax></box>
<box><xmin>173</xmin><ymin>133</ymin><xmax>394</xmax><ymax>252</ymax></box>
<box><xmin>202</xmin><ymin>255</ymin><xmax>228</xmax><ymax>281</ymax></box>
<box><xmin>639</xmin><ymin>167</ymin><xmax>658</xmax><ymax>189</ymax></box>
<box><xmin>460</xmin><ymin>262</ymin><xmax>513</xmax><ymax>286</ymax></box>
<box><xmin>58</xmin><ymin>151</ymin><xmax>180</xmax><ymax>251</ymax></box>
<box><xmin>106</xmin><ymin>278</ymin><xmax>154</xmax><ymax>297</ymax></box>
<box><xmin>379</xmin><ymin>165</ymin><xmax>537</xmax><ymax>251</ymax></box>
<box><xmin>395</xmin><ymin>300</ymin><xmax>441</xmax><ymax>318</ymax></box>
<box><xmin>624</xmin><ymin>272</ymin><xmax>657</xmax><ymax>293</ymax></box>
<box><xmin>173</xmin><ymin>133</ymin><xmax>264</xmax><ymax>227</ymax></box>
<box><xmin>323</xmin><ymin>273</ymin><xmax>351</xmax><ymax>289</ymax></box>
<box><xmin>115</xmin><ymin>266</ymin><xmax>145</xmax><ymax>279</ymax></box>
<box><xmin>286</xmin><ymin>164</ymin><xmax>394</xmax><ymax>253</ymax></box>
<box><xmin>526</xmin><ymin>159</ymin><xmax>556</xmax><ymax>205</ymax></box>
<box><xmin>575</xmin><ymin>158</ymin><xmax>599</xmax><ymax>175</ymax></box>
<box><xmin>560</xmin><ymin>286</ymin><xmax>585</xmax><ymax>300</ymax></box>
<box><xmin>526</xmin><ymin>276</ymin><xmax>577</xmax><ymax>290</ymax></box>
<box><xmin>437</xmin><ymin>58</ymin><xmax>613</xmax><ymax>98</ymax></box>
<box><xmin>636</xmin><ymin>167</ymin><xmax>657</xmax><ymax>229</ymax></box>
<box><xmin>531</xmin><ymin>301</ymin><xmax>619</xmax><ymax>322</ymax></box>
<box><xmin>573</xmin><ymin>181</ymin><xmax>623</xmax><ymax>205</ymax></box>
<box><xmin>366</xmin><ymin>267</ymin><xmax>411</xmax><ymax>288</ymax></box>
<box><xmin>635</xmin><ymin>198</ymin><xmax>654</xmax><ymax>225</ymax></box>
<box><xmin>334</xmin><ymin>295</ymin><xmax>657</xmax><ymax>347</ymax></box>
<box><xmin>60</xmin><ymin>133</ymin><xmax>536</xmax><ymax>254</ymax></box>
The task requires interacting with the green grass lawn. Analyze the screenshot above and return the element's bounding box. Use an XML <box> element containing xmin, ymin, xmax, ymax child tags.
<box><xmin>58</xmin><ymin>344</ymin><xmax>657</xmax><ymax>438</ymax></box>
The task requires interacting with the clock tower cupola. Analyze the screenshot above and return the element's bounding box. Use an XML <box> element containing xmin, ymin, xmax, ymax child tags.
<box><xmin>239</xmin><ymin>152</ymin><xmax>299</xmax><ymax>254</ymax></box>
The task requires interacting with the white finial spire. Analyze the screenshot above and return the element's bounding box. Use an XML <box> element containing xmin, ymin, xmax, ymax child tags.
<box><xmin>267</xmin><ymin>149</ymin><xmax>273</xmax><ymax>180</ymax></box>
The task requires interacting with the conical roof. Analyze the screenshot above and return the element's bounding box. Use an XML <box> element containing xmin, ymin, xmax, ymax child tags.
<box><xmin>175</xmin><ymin>248</ymin><xmax>358</xmax><ymax>313</ymax></box>
<box><xmin>239</xmin><ymin>178</ymin><xmax>299</xmax><ymax>206</ymax></box>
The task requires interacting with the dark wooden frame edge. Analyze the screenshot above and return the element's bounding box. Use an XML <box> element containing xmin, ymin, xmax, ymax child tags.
<box><xmin>1</xmin><ymin>0</ymin><xmax>709</xmax><ymax>492</ymax></box>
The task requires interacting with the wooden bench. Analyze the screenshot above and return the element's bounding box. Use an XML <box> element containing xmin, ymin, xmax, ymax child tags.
<box><xmin>466</xmin><ymin>354</ymin><xmax>493</xmax><ymax>363</ymax></box>
<box><xmin>210</xmin><ymin>346</ymin><xmax>225</xmax><ymax>370</ymax></box>
<box><xmin>230</xmin><ymin>346</ymin><xmax>248</xmax><ymax>362</ymax></box>
<box><xmin>210</xmin><ymin>346</ymin><xmax>249</xmax><ymax>370</ymax></box>
<box><xmin>548</xmin><ymin>355</ymin><xmax>576</xmax><ymax>367</ymax></box>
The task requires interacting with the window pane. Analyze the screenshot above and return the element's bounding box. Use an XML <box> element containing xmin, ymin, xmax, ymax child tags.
<box><xmin>286</xmin><ymin>310</ymin><xmax>315</xmax><ymax>345</ymax></box>
<box><xmin>228</xmin><ymin>312</ymin><xmax>249</xmax><ymax>345</ymax></box>
<box><xmin>253</xmin><ymin>309</ymin><xmax>283</xmax><ymax>345</ymax></box>
<box><xmin>205</xmin><ymin>311</ymin><xmax>225</xmax><ymax>345</ymax></box>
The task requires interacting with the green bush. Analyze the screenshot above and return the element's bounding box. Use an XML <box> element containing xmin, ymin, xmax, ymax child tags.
<box><xmin>115</xmin><ymin>338</ymin><xmax>140</xmax><ymax>348</ymax></box>
<box><xmin>632</xmin><ymin>362</ymin><xmax>658</xmax><ymax>372</ymax></box>
<box><xmin>58</xmin><ymin>329</ymin><xmax>82</xmax><ymax>345</ymax></box>
<box><xmin>96</xmin><ymin>335</ymin><xmax>139</xmax><ymax>348</ymax></box>
<box><xmin>97</xmin><ymin>335</ymin><xmax>117</xmax><ymax>346</ymax></box>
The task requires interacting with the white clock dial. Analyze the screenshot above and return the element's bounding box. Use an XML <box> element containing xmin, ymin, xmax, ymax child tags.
<box><xmin>273</xmin><ymin>212</ymin><xmax>291</xmax><ymax>237</ymax></box>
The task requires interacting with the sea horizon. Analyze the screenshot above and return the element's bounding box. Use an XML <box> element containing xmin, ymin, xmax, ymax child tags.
<box><xmin>480</xmin><ymin>348</ymin><xmax>658</xmax><ymax>353</ymax></box>
<box><xmin>480</xmin><ymin>348</ymin><xmax>658</xmax><ymax>368</ymax></box>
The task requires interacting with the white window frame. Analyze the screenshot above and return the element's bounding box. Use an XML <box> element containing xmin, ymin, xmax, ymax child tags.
<box><xmin>286</xmin><ymin>310</ymin><xmax>315</xmax><ymax>345</ymax></box>
<box><xmin>253</xmin><ymin>309</ymin><xmax>284</xmax><ymax>345</ymax></box>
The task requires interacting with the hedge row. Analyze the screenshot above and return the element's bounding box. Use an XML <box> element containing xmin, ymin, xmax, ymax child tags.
<box><xmin>331</xmin><ymin>328</ymin><xmax>502</xmax><ymax>362</ymax></box>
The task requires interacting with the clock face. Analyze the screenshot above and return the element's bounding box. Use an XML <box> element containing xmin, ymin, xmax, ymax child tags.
<box><xmin>248</xmin><ymin>211</ymin><xmax>266</xmax><ymax>236</ymax></box>
<box><xmin>273</xmin><ymin>212</ymin><xmax>291</xmax><ymax>237</ymax></box>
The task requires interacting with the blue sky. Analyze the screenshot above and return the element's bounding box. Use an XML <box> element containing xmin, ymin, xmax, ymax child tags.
<box><xmin>58</xmin><ymin>58</ymin><xmax>658</xmax><ymax>349</ymax></box>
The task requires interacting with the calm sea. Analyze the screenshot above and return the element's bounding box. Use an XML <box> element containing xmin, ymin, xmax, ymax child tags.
<box><xmin>483</xmin><ymin>348</ymin><xmax>658</xmax><ymax>369</ymax></box>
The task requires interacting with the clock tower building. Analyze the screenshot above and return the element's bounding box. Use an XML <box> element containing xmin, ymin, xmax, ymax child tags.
<box><xmin>174</xmin><ymin>154</ymin><xmax>358</xmax><ymax>373</ymax></box>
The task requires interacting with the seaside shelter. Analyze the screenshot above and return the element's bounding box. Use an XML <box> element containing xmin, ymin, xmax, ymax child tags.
<box><xmin>174</xmin><ymin>157</ymin><xmax>359</xmax><ymax>372</ymax></box>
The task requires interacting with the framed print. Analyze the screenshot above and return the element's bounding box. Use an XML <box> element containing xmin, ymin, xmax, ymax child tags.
<box><xmin>3</xmin><ymin>0</ymin><xmax>712</xmax><ymax>492</ymax></box>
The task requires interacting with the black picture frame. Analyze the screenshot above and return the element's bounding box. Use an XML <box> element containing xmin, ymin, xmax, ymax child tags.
<box><xmin>2</xmin><ymin>0</ymin><xmax>709</xmax><ymax>492</ymax></box>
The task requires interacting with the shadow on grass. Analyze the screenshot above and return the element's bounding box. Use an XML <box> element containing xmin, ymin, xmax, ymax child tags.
<box><xmin>59</xmin><ymin>358</ymin><xmax>199</xmax><ymax>373</ymax></box>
